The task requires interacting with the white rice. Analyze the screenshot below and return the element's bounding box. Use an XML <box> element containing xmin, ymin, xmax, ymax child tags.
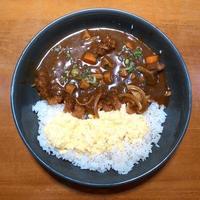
<box><xmin>32</xmin><ymin>100</ymin><xmax>166</xmax><ymax>174</ymax></box>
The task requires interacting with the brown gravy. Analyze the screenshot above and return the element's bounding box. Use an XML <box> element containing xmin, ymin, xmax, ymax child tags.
<box><xmin>35</xmin><ymin>28</ymin><xmax>170</xmax><ymax>118</ymax></box>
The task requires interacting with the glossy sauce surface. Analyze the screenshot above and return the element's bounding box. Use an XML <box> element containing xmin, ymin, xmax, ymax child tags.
<box><xmin>35</xmin><ymin>28</ymin><xmax>170</xmax><ymax>118</ymax></box>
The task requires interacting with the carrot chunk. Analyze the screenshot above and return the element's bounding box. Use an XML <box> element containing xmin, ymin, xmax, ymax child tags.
<box><xmin>80</xmin><ymin>79</ymin><xmax>90</xmax><ymax>89</ymax></box>
<box><xmin>82</xmin><ymin>51</ymin><xmax>97</xmax><ymax>65</ymax></box>
<box><xmin>146</xmin><ymin>55</ymin><xmax>158</xmax><ymax>64</ymax></box>
<box><xmin>65</xmin><ymin>84</ymin><xmax>76</xmax><ymax>95</ymax></box>
<box><xmin>103</xmin><ymin>71</ymin><xmax>112</xmax><ymax>83</ymax></box>
<box><xmin>125</xmin><ymin>40</ymin><xmax>135</xmax><ymax>50</ymax></box>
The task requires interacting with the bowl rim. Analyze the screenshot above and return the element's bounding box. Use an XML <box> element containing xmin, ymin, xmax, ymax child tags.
<box><xmin>10</xmin><ymin>8</ymin><xmax>192</xmax><ymax>188</ymax></box>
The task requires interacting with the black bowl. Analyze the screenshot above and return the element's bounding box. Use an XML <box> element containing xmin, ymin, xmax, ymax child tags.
<box><xmin>11</xmin><ymin>9</ymin><xmax>192</xmax><ymax>187</ymax></box>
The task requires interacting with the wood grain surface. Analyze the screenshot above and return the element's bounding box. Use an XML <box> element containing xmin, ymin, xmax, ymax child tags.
<box><xmin>0</xmin><ymin>0</ymin><xmax>200</xmax><ymax>199</ymax></box>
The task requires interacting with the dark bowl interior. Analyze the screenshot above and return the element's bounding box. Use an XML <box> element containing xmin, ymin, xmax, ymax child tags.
<box><xmin>11</xmin><ymin>9</ymin><xmax>192</xmax><ymax>187</ymax></box>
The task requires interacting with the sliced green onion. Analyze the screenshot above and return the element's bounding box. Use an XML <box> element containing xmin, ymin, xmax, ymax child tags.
<box><xmin>124</xmin><ymin>58</ymin><xmax>130</xmax><ymax>65</ymax></box>
<box><xmin>71</xmin><ymin>67</ymin><xmax>79</xmax><ymax>77</ymax></box>
<box><xmin>65</xmin><ymin>49</ymin><xmax>72</xmax><ymax>60</ymax></box>
<box><xmin>125</xmin><ymin>64</ymin><xmax>135</xmax><ymax>73</ymax></box>
<box><xmin>81</xmin><ymin>68</ymin><xmax>91</xmax><ymax>79</ymax></box>
<box><xmin>66</xmin><ymin>53</ymin><xmax>71</xmax><ymax>59</ymax></box>
<box><xmin>133</xmin><ymin>48</ymin><xmax>143</xmax><ymax>59</ymax></box>
<box><xmin>87</xmin><ymin>75</ymin><xmax>97</xmax><ymax>85</ymax></box>
<box><xmin>130</xmin><ymin>61</ymin><xmax>135</xmax><ymax>67</ymax></box>
<box><xmin>60</xmin><ymin>75</ymin><xmax>68</xmax><ymax>84</ymax></box>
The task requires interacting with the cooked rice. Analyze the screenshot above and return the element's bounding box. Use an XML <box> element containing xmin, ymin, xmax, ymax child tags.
<box><xmin>32</xmin><ymin>100</ymin><xmax>166</xmax><ymax>174</ymax></box>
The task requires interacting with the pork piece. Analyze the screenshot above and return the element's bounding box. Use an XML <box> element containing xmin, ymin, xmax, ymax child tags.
<box><xmin>136</xmin><ymin>66</ymin><xmax>157</xmax><ymax>85</ymax></box>
<box><xmin>64</xmin><ymin>96</ymin><xmax>75</xmax><ymax>113</ymax></box>
<box><xmin>35</xmin><ymin>70</ymin><xmax>50</xmax><ymax>99</ymax></box>
<box><xmin>112</xmin><ymin>96</ymin><xmax>121</xmax><ymax>110</ymax></box>
<box><xmin>146</xmin><ymin>63</ymin><xmax>165</xmax><ymax>72</ymax></box>
<box><xmin>47</xmin><ymin>96</ymin><xmax>63</xmax><ymax>105</ymax></box>
<box><xmin>101</xmin><ymin>56</ymin><xmax>114</xmax><ymax>69</ymax></box>
<box><xmin>126</xmin><ymin>102</ymin><xmax>137</xmax><ymax>114</ymax></box>
<box><xmin>102</xmin><ymin>104</ymin><xmax>113</xmax><ymax>112</ymax></box>
<box><xmin>91</xmin><ymin>35</ymin><xmax>116</xmax><ymax>57</ymax></box>
<box><xmin>72</xmin><ymin>104</ymin><xmax>86</xmax><ymax>119</ymax></box>
<box><xmin>99</xmin><ymin>93</ymin><xmax>121</xmax><ymax>112</ymax></box>
<box><xmin>35</xmin><ymin>70</ymin><xmax>64</xmax><ymax>104</ymax></box>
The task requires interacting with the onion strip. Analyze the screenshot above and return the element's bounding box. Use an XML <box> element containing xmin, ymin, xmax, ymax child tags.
<box><xmin>93</xmin><ymin>92</ymin><xmax>102</xmax><ymax>118</ymax></box>
<box><xmin>119</xmin><ymin>93</ymin><xmax>142</xmax><ymax>111</ymax></box>
<box><xmin>127</xmin><ymin>85</ymin><xmax>149</xmax><ymax>111</ymax></box>
<box><xmin>75</xmin><ymin>96</ymin><xmax>94</xmax><ymax>106</ymax></box>
<box><xmin>127</xmin><ymin>85</ymin><xmax>145</xmax><ymax>97</ymax></box>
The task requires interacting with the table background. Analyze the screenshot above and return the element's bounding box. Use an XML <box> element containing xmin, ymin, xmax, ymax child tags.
<box><xmin>0</xmin><ymin>0</ymin><xmax>200</xmax><ymax>199</ymax></box>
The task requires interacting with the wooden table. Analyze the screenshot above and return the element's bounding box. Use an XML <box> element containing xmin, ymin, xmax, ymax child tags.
<box><xmin>1</xmin><ymin>0</ymin><xmax>200</xmax><ymax>199</ymax></box>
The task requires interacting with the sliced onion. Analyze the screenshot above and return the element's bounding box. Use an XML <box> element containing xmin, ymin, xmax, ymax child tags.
<box><xmin>127</xmin><ymin>85</ymin><xmax>145</xmax><ymax>97</ymax></box>
<box><xmin>119</xmin><ymin>93</ymin><xmax>142</xmax><ymax>111</ymax></box>
<box><xmin>93</xmin><ymin>92</ymin><xmax>102</xmax><ymax>118</ymax></box>
<box><xmin>127</xmin><ymin>85</ymin><xmax>149</xmax><ymax>112</ymax></box>
<box><xmin>75</xmin><ymin>96</ymin><xmax>94</xmax><ymax>106</ymax></box>
<box><xmin>136</xmin><ymin>66</ymin><xmax>156</xmax><ymax>85</ymax></box>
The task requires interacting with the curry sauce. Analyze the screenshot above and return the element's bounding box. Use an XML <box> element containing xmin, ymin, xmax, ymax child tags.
<box><xmin>35</xmin><ymin>28</ymin><xmax>171</xmax><ymax>118</ymax></box>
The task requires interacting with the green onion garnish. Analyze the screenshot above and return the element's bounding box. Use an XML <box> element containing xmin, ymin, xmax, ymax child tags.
<box><xmin>124</xmin><ymin>58</ymin><xmax>130</xmax><ymax>65</ymax></box>
<box><xmin>125</xmin><ymin>61</ymin><xmax>135</xmax><ymax>73</ymax></box>
<box><xmin>71</xmin><ymin>67</ymin><xmax>79</xmax><ymax>77</ymax></box>
<box><xmin>133</xmin><ymin>48</ymin><xmax>143</xmax><ymax>59</ymax></box>
<box><xmin>87</xmin><ymin>75</ymin><xmax>97</xmax><ymax>85</ymax></box>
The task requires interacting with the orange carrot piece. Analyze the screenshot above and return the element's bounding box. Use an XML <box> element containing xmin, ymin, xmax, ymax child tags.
<box><xmin>65</xmin><ymin>84</ymin><xmax>76</xmax><ymax>95</ymax></box>
<box><xmin>80</xmin><ymin>79</ymin><xmax>90</xmax><ymax>89</ymax></box>
<box><xmin>82</xmin><ymin>51</ymin><xmax>97</xmax><ymax>65</ymax></box>
<box><xmin>103</xmin><ymin>71</ymin><xmax>112</xmax><ymax>83</ymax></box>
<box><xmin>125</xmin><ymin>40</ymin><xmax>135</xmax><ymax>49</ymax></box>
<box><xmin>146</xmin><ymin>55</ymin><xmax>158</xmax><ymax>64</ymax></box>
<box><xmin>93</xmin><ymin>73</ymin><xmax>103</xmax><ymax>80</ymax></box>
